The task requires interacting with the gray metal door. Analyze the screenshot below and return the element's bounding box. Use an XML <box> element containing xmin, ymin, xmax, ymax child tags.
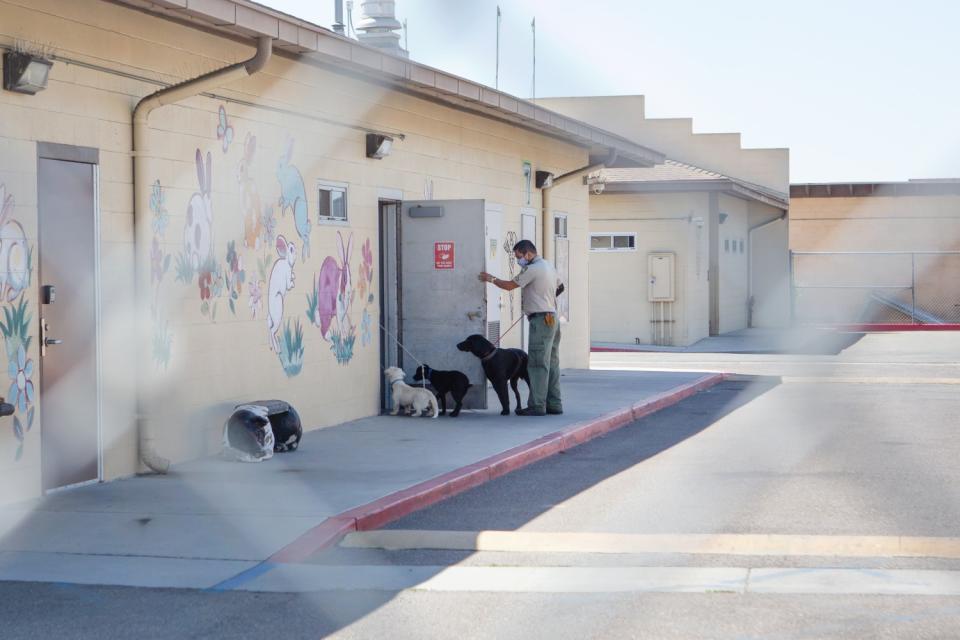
<box><xmin>38</xmin><ymin>157</ymin><xmax>99</xmax><ymax>491</ymax></box>
<box><xmin>400</xmin><ymin>199</ymin><xmax>487</xmax><ymax>409</ymax></box>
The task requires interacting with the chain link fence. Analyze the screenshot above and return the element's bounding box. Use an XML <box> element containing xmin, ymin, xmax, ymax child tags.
<box><xmin>790</xmin><ymin>251</ymin><xmax>960</xmax><ymax>325</ymax></box>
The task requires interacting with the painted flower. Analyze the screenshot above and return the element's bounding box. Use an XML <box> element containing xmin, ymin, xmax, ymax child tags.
<box><xmin>249</xmin><ymin>280</ymin><xmax>263</xmax><ymax>318</ymax></box>
<box><xmin>361</xmin><ymin>308</ymin><xmax>372</xmax><ymax>346</ymax></box>
<box><xmin>8</xmin><ymin>345</ymin><xmax>34</xmax><ymax>413</ymax></box>
<box><xmin>151</xmin><ymin>237</ymin><xmax>164</xmax><ymax>285</ymax></box>
<box><xmin>198</xmin><ymin>269</ymin><xmax>213</xmax><ymax>301</ymax></box>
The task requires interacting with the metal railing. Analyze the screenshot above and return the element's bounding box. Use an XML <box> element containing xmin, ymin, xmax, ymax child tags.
<box><xmin>790</xmin><ymin>251</ymin><xmax>960</xmax><ymax>325</ymax></box>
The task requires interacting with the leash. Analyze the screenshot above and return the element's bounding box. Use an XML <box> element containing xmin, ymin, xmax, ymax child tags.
<box><xmin>378</xmin><ymin>321</ymin><xmax>428</xmax><ymax>388</ymax></box>
<box><xmin>493</xmin><ymin>315</ymin><xmax>525</xmax><ymax>347</ymax></box>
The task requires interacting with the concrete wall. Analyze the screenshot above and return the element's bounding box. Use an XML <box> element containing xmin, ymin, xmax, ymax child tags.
<box><xmin>588</xmin><ymin>192</ymin><xmax>709</xmax><ymax>346</ymax></box>
<box><xmin>0</xmin><ymin>0</ymin><xmax>591</xmax><ymax>504</ymax></box>
<box><xmin>538</xmin><ymin>96</ymin><xmax>790</xmax><ymax>194</ymax></box>
<box><xmin>790</xmin><ymin>193</ymin><xmax>960</xmax><ymax>323</ymax></box>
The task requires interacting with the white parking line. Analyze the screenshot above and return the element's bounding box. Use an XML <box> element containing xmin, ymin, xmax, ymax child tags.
<box><xmin>342</xmin><ymin>530</ymin><xmax>960</xmax><ymax>559</ymax></box>
<box><xmin>234</xmin><ymin>564</ymin><xmax>960</xmax><ymax>596</ymax></box>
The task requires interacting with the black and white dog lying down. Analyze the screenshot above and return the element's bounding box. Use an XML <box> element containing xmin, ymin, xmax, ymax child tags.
<box><xmin>414</xmin><ymin>364</ymin><xmax>472</xmax><ymax>417</ymax></box>
<box><xmin>456</xmin><ymin>334</ymin><xmax>529</xmax><ymax>415</ymax></box>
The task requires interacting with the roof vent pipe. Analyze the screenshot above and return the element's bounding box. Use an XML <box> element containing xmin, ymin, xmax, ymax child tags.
<box><xmin>333</xmin><ymin>0</ymin><xmax>346</xmax><ymax>35</ymax></box>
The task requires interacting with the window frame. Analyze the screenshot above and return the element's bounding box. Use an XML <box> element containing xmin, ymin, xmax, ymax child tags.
<box><xmin>589</xmin><ymin>232</ymin><xmax>637</xmax><ymax>253</ymax></box>
<box><xmin>317</xmin><ymin>179</ymin><xmax>349</xmax><ymax>225</ymax></box>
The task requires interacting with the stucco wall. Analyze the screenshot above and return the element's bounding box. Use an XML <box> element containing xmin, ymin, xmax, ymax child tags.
<box><xmin>588</xmin><ymin>192</ymin><xmax>708</xmax><ymax>346</ymax></box>
<box><xmin>0</xmin><ymin>0</ymin><xmax>591</xmax><ymax>504</ymax></box>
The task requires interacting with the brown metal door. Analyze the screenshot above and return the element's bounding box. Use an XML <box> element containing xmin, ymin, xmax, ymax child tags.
<box><xmin>38</xmin><ymin>156</ymin><xmax>99</xmax><ymax>491</ymax></box>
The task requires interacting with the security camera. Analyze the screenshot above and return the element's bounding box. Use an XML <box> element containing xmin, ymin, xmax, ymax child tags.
<box><xmin>591</xmin><ymin>182</ymin><xmax>606</xmax><ymax>195</ymax></box>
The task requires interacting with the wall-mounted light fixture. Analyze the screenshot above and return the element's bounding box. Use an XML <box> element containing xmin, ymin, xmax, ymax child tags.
<box><xmin>718</xmin><ymin>212</ymin><xmax>729</xmax><ymax>224</ymax></box>
<box><xmin>3</xmin><ymin>51</ymin><xmax>53</xmax><ymax>95</ymax></box>
<box><xmin>366</xmin><ymin>133</ymin><xmax>393</xmax><ymax>159</ymax></box>
<box><xmin>535</xmin><ymin>170</ymin><xmax>554</xmax><ymax>189</ymax></box>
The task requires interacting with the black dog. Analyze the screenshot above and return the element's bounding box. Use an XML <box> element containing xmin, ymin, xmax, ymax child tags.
<box><xmin>413</xmin><ymin>365</ymin><xmax>472</xmax><ymax>417</ymax></box>
<box><xmin>456</xmin><ymin>334</ymin><xmax>529</xmax><ymax>415</ymax></box>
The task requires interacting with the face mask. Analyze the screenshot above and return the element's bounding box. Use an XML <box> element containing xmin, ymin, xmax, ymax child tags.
<box><xmin>517</xmin><ymin>257</ymin><xmax>530</xmax><ymax>267</ymax></box>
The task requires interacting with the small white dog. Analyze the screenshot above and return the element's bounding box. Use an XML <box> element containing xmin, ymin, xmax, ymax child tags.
<box><xmin>384</xmin><ymin>366</ymin><xmax>439</xmax><ymax>418</ymax></box>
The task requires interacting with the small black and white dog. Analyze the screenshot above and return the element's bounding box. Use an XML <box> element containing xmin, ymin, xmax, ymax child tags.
<box><xmin>413</xmin><ymin>364</ymin><xmax>472</xmax><ymax>417</ymax></box>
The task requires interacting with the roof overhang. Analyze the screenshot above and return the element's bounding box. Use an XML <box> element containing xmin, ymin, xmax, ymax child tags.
<box><xmin>106</xmin><ymin>0</ymin><xmax>666</xmax><ymax>168</ymax></box>
<box><xmin>791</xmin><ymin>181</ymin><xmax>960</xmax><ymax>198</ymax></box>
<box><xmin>601</xmin><ymin>179</ymin><xmax>789</xmax><ymax>210</ymax></box>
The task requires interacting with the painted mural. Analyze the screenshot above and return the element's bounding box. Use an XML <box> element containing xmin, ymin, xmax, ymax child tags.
<box><xmin>267</xmin><ymin>235</ymin><xmax>300</xmax><ymax>375</ymax></box>
<box><xmin>277</xmin><ymin>138</ymin><xmax>311</xmax><ymax>262</ymax></box>
<box><xmin>307</xmin><ymin>231</ymin><xmax>356</xmax><ymax>364</ymax></box>
<box><xmin>358</xmin><ymin>238</ymin><xmax>374</xmax><ymax>347</ymax></box>
<box><xmin>0</xmin><ymin>184</ymin><xmax>35</xmax><ymax>461</ymax></box>
<box><xmin>217</xmin><ymin>105</ymin><xmax>234</xmax><ymax>154</ymax></box>
<box><xmin>149</xmin><ymin>180</ymin><xmax>173</xmax><ymax>369</ymax></box>
<box><xmin>150</xmin><ymin>104</ymin><xmax>386</xmax><ymax>379</ymax></box>
<box><xmin>503</xmin><ymin>231</ymin><xmax>518</xmax><ymax>323</ymax></box>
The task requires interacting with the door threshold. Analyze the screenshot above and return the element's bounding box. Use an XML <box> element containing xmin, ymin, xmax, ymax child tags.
<box><xmin>44</xmin><ymin>478</ymin><xmax>100</xmax><ymax>495</ymax></box>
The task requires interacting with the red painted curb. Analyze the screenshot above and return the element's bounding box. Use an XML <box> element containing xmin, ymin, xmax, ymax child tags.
<box><xmin>269</xmin><ymin>373</ymin><xmax>726</xmax><ymax>563</ymax></box>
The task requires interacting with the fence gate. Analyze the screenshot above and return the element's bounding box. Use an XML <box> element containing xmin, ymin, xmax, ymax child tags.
<box><xmin>790</xmin><ymin>251</ymin><xmax>960</xmax><ymax>325</ymax></box>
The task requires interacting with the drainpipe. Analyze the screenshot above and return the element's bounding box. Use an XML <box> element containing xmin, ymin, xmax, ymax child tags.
<box><xmin>746</xmin><ymin>210</ymin><xmax>787</xmax><ymax>328</ymax></box>
<box><xmin>132</xmin><ymin>36</ymin><xmax>273</xmax><ymax>474</ymax></box>
<box><xmin>539</xmin><ymin>149</ymin><xmax>616</xmax><ymax>260</ymax></box>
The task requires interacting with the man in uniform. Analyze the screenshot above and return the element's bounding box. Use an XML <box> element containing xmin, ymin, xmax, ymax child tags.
<box><xmin>479</xmin><ymin>240</ymin><xmax>562</xmax><ymax>416</ymax></box>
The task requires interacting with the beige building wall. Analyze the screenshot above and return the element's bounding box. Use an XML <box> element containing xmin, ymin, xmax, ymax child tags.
<box><xmin>0</xmin><ymin>0</ymin><xmax>592</xmax><ymax>504</ymax></box>
<box><xmin>790</xmin><ymin>193</ymin><xmax>960</xmax><ymax>323</ymax></box>
<box><xmin>538</xmin><ymin>96</ymin><xmax>789</xmax><ymax>194</ymax></box>
<box><xmin>588</xmin><ymin>193</ymin><xmax>709</xmax><ymax>346</ymax></box>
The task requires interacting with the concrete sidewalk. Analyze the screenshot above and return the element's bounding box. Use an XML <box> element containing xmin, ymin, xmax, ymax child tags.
<box><xmin>0</xmin><ymin>369</ymin><xmax>719</xmax><ymax>590</ymax></box>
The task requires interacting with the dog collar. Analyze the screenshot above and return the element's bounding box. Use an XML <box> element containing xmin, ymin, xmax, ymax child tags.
<box><xmin>480</xmin><ymin>347</ymin><xmax>498</xmax><ymax>362</ymax></box>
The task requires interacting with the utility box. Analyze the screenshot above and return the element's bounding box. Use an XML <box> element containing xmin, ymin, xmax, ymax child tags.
<box><xmin>648</xmin><ymin>252</ymin><xmax>676</xmax><ymax>302</ymax></box>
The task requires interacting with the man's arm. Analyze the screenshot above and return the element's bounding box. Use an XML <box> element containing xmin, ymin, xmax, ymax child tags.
<box><xmin>478</xmin><ymin>272</ymin><xmax>520</xmax><ymax>291</ymax></box>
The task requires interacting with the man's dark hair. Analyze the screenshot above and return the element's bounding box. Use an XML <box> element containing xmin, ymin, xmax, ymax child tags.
<box><xmin>512</xmin><ymin>239</ymin><xmax>537</xmax><ymax>254</ymax></box>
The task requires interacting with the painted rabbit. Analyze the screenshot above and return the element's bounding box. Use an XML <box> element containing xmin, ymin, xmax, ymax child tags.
<box><xmin>335</xmin><ymin>231</ymin><xmax>354</xmax><ymax>334</ymax></box>
<box><xmin>276</xmin><ymin>138</ymin><xmax>311</xmax><ymax>262</ymax></box>
<box><xmin>184</xmin><ymin>149</ymin><xmax>213</xmax><ymax>270</ymax></box>
<box><xmin>267</xmin><ymin>235</ymin><xmax>297</xmax><ymax>352</ymax></box>
<box><xmin>237</xmin><ymin>134</ymin><xmax>264</xmax><ymax>250</ymax></box>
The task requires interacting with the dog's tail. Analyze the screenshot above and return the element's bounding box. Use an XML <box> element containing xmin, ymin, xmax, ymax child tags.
<box><xmin>428</xmin><ymin>393</ymin><xmax>439</xmax><ymax>419</ymax></box>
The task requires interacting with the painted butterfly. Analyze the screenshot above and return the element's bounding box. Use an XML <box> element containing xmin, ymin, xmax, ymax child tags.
<box><xmin>217</xmin><ymin>105</ymin><xmax>234</xmax><ymax>153</ymax></box>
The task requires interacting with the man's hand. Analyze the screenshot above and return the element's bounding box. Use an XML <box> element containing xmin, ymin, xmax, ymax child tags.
<box><xmin>478</xmin><ymin>272</ymin><xmax>494</xmax><ymax>283</ymax></box>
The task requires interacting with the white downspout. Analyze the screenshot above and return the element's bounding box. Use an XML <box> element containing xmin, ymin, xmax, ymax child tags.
<box><xmin>539</xmin><ymin>150</ymin><xmax>615</xmax><ymax>260</ymax></box>
<box><xmin>133</xmin><ymin>36</ymin><xmax>273</xmax><ymax>473</ymax></box>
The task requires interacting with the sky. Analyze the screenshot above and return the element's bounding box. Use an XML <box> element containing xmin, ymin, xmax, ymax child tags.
<box><xmin>261</xmin><ymin>0</ymin><xmax>960</xmax><ymax>183</ymax></box>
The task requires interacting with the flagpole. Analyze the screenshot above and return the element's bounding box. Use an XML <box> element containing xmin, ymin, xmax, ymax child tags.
<box><xmin>531</xmin><ymin>17</ymin><xmax>536</xmax><ymax>102</ymax></box>
<box><xmin>496</xmin><ymin>6</ymin><xmax>501</xmax><ymax>90</ymax></box>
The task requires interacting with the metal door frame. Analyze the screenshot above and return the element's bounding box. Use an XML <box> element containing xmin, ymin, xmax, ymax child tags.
<box><xmin>377</xmin><ymin>188</ymin><xmax>403</xmax><ymax>412</ymax></box>
<box><xmin>36</xmin><ymin>142</ymin><xmax>103</xmax><ymax>492</ymax></box>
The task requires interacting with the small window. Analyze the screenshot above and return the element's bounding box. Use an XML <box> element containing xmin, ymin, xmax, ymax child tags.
<box><xmin>724</xmin><ymin>239</ymin><xmax>730</xmax><ymax>253</ymax></box>
<box><xmin>318</xmin><ymin>181</ymin><xmax>348</xmax><ymax>223</ymax></box>
<box><xmin>554</xmin><ymin>214</ymin><xmax>568</xmax><ymax>238</ymax></box>
<box><xmin>590</xmin><ymin>233</ymin><xmax>636</xmax><ymax>252</ymax></box>
<box><xmin>739</xmin><ymin>239</ymin><xmax>744</xmax><ymax>254</ymax></box>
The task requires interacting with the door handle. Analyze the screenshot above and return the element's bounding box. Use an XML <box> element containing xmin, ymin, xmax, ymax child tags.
<box><xmin>466</xmin><ymin>311</ymin><xmax>482</xmax><ymax>321</ymax></box>
<box><xmin>40</xmin><ymin>317</ymin><xmax>62</xmax><ymax>357</ymax></box>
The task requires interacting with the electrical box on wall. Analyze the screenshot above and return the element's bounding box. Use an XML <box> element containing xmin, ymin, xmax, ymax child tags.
<box><xmin>648</xmin><ymin>252</ymin><xmax>676</xmax><ymax>302</ymax></box>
